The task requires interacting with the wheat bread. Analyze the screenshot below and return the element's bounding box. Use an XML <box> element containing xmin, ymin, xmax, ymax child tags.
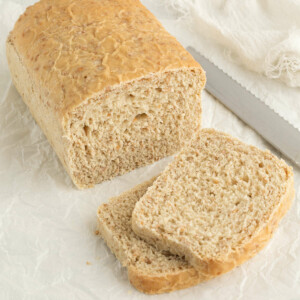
<box><xmin>6</xmin><ymin>0</ymin><xmax>205</xmax><ymax>189</ymax></box>
<box><xmin>97</xmin><ymin>178</ymin><xmax>209</xmax><ymax>294</ymax></box>
<box><xmin>132</xmin><ymin>129</ymin><xmax>295</xmax><ymax>275</ymax></box>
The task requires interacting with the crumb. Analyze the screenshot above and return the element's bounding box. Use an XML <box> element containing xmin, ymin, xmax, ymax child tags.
<box><xmin>86</xmin><ymin>261</ymin><xmax>91</xmax><ymax>265</ymax></box>
<box><xmin>127</xmin><ymin>290</ymin><xmax>132</xmax><ymax>295</ymax></box>
<box><xmin>95</xmin><ymin>230</ymin><xmax>99</xmax><ymax>235</ymax></box>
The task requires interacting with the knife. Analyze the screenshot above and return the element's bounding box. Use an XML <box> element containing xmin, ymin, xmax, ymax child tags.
<box><xmin>188</xmin><ymin>46</ymin><xmax>300</xmax><ymax>167</ymax></box>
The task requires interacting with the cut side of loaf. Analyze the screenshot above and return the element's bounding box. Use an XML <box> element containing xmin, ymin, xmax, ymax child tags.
<box><xmin>6</xmin><ymin>0</ymin><xmax>205</xmax><ymax>189</ymax></box>
<box><xmin>97</xmin><ymin>178</ymin><xmax>208</xmax><ymax>294</ymax></box>
<box><xmin>132</xmin><ymin>129</ymin><xmax>294</xmax><ymax>275</ymax></box>
<box><xmin>66</xmin><ymin>71</ymin><xmax>203</xmax><ymax>188</ymax></box>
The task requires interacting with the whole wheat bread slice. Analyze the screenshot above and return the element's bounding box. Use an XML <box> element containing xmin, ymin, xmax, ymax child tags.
<box><xmin>97</xmin><ymin>179</ymin><xmax>209</xmax><ymax>294</ymax></box>
<box><xmin>132</xmin><ymin>129</ymin><xmax>294</xmax><ymax>276</ymax></box>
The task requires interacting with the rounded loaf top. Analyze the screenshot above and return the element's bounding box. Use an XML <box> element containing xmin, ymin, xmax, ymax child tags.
<box><xmin>8</xmin><ymin>0</ymin><xmax>202</xmax><ymax>117</ymax></box>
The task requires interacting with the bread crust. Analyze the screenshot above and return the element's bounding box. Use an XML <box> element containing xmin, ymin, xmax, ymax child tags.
<box><xmin>128</xmin><ymin>266</ymin><xmax>205</xmax><ymax>295</ymax></box>
<box><xmin>7</xmin><ymin>0</ymin><xmax>203</xmax><ymax>118</ymax></box>
<box><xmin>6</xmin><ymin>40</ymin><xmax>71</xmax><ymax>179</ymax></box>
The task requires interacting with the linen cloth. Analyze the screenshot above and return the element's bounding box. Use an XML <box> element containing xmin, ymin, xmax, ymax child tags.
<box><xmin>164</xmin><ymin>0</ymin><xmax>300</xmax><ymax>88</ymax></box>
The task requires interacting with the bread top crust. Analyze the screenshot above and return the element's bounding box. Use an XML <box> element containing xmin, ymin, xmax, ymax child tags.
<box><xmin>8</xmin><ymin>0</ymin><xmax>202</xmax><ymax>119</ymax></box>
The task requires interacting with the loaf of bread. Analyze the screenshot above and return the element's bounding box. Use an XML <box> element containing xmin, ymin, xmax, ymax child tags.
<box><xmin>6</xmin><ymin>0</ymin><xmax>205</xmax><ymax>188</ymax></box>
<box><xmin>132</xmin><ymin>129</ymin><xmax>294</xmax><ymax>275</ymax></box>
<box><xmin>97</xmin><ymin>178</ymin><xmax>209</xmax><ymax>294</ymax></box>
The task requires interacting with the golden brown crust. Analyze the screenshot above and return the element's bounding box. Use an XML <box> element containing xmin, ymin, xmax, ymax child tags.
<box><xmin>6</xmin><ymin>40</ymin><xmax>70</xmax><ymax>177</ymax></box>
<box><xmin>9</xmin><ymin>0</ymin><xmax>202</xmax><ymax>118</ymax></box>
<box><xmin>128</xmin><ymin>266</ymin><xmax>206</xmax><ymax>295</ymax></box>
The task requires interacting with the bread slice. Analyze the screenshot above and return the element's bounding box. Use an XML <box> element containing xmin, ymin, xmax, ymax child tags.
<box><xmin>132</xmin><ymin>129</ymin><xmax>294</xmax><ymax>275</ymax></box>
<box><xmin>6</xmin><ymin>0</ymin><xmax>205</xmax><ymax>189</ymax></box>
<box><xmin>97</xmin><ymin>178</ymin><xmax>209</xmax><ymax>294</ymax></box>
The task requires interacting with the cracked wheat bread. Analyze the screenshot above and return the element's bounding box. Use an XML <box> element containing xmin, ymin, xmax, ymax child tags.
<box><xmin>6</xmin><ymin>0</ymin><xmax>205</xmax><ymax>189</ymax></box>
<box><xmin>132</xmin><ymin>129</ymin><xmax>294</xmax><ymax>275</ymax></box>
<box><xmin>97</xmin><ymin>178</ymin><xmax>210</xmax><ymax>294</ymax></box>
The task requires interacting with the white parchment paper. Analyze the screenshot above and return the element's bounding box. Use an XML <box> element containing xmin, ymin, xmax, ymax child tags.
<box><xmin>0</xmin><ymin>1</ymin><xmax>299</xmax><ymax>299</ymax></box>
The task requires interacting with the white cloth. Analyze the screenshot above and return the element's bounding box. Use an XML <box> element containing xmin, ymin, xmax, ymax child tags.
<box><xmin>164</xmin><ymin>0</ymin><xmax>300</xmax><ymax>87</ymax></box>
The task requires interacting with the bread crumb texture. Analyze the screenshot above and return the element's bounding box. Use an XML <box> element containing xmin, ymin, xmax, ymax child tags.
<box><xmin>132</xmin><ymin>129</ymin><xmax>294</xmax><ymax>274</ymax></box>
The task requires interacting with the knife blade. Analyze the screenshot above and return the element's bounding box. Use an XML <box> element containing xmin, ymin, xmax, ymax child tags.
<box><xmin>188</xmin><ymin>46</ymin><xmax>300</xmax><ymax>167</ymax></box>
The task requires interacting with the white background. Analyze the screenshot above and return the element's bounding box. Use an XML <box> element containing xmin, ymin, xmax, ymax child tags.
<box><xmin>0</xmin><ymin>1</ymin><xmax>299</xmax><ymax>299</ymax></box>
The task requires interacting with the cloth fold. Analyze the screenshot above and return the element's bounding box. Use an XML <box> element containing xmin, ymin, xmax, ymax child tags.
<box><xmin>164</xmin><ymin>0</ymin><xmax>300</xmax><ymax>87</ymax></box>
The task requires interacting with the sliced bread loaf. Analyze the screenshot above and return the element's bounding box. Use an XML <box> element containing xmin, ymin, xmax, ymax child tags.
<box><xmin>132</xmin><ymin>129</ymin><xmax>294</xmax><ymax>275</ymax></box>
<box><xmin>97</xmin><ymin>179</ymin><xmax>208</xmax><ymax>294</ymax></box>
<box><xmin>7</xmin><ymin>0</ymin><xmax>205</xmax><ymax>189</ymax></box>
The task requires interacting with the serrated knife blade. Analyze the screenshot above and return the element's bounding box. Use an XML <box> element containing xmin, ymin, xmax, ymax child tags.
<box><xmin>188</xmin><ymin>46</ymin><xmax>300</xmax><ymax>167</ymax></box>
